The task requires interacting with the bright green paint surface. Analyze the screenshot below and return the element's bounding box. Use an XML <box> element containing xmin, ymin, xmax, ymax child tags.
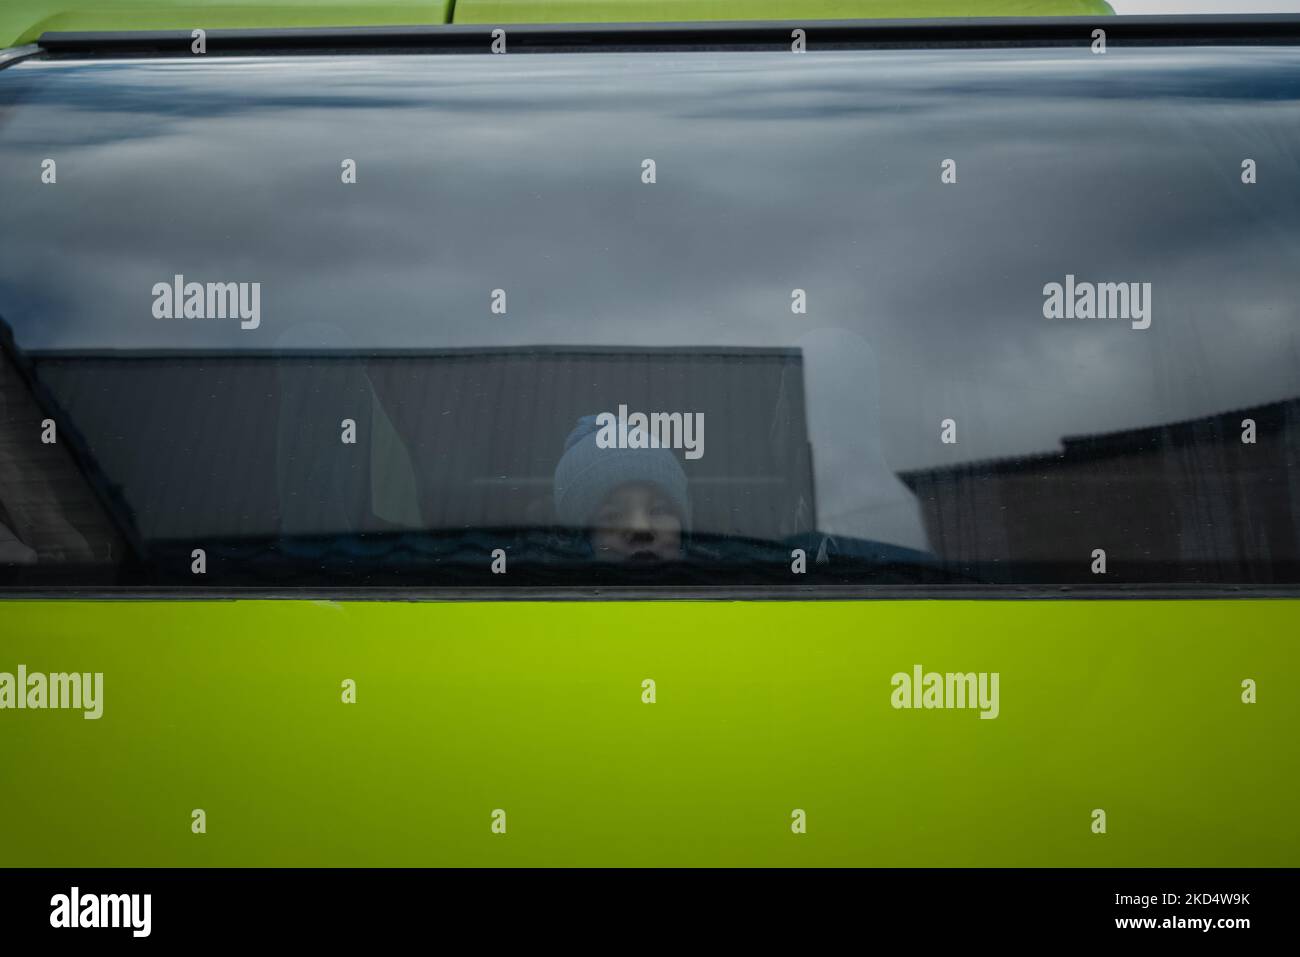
<box><xmin>0</xmin><ymin>2</ymin><xmax>452</xmax><ymax>49</ymax></box>
<box><xmin>0</xmin><ymin>1</ymin><xmax>1116</xmax><ymax>49</ymax></box>
<box><xmin>0</xmin><ymin>599</ymin><xmax>1294</xmax><ymax>866</ymax></box>
<box><xmin>453</xmin><ymin>1</ymin><xmax>1116</xmax><ymax>25</ymax></box>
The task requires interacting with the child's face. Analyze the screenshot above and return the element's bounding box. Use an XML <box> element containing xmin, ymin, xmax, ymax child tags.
<box><xmin>590</xmin><ymin>482</ymin><xmax>683</xmax><ymax>563</ymax></box>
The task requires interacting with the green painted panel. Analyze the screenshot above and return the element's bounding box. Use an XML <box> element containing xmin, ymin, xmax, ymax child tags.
<box><xmin>1</xmin><ymin>2</ymin><xmax>452</xmax><ymax>49</ymax></box>
<box><xmin>0</xmin><ymin>598</ymin><xmax>1292</xmax><ymax>866</ymax></box>
<box><xmin>0</xmin><ymin>1</ymin><xmax>1119</xmax><ymax>50</ymax></box>
<box><xmin>453</xmin><ymin>1</ymin><xmax>1117</xmax><ymax>25</ymax></box>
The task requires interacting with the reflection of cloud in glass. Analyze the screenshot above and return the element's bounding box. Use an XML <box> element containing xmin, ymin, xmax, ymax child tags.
<box><xmin>0</xmin><ymin>48</ymin><xmax>1298</xmax><ymax>474</ymax></box>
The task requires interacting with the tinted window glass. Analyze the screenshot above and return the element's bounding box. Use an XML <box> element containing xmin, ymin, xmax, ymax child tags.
<box><xmin>1</xmin><ymin>47</ymin><xmax>1298</xmax><ymax>589</ymax></box>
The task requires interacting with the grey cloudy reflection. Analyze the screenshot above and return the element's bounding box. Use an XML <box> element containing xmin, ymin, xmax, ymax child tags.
<box><xmin>1</xmin><ymin>48</ymin><xmax>1298</xmax><ymax>473</ymax></box>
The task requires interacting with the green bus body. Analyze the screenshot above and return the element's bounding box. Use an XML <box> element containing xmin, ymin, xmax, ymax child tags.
<box><xmin>4</xmin><ymin>599</ymin><xmax>1296</xmax><ymax>866</ymax></box>
<box><xmin>1</xmin><ymin>1</ymin><xmax>1115</xmax><ymax>48</ymax></box>
<box><xmin>2</xmin><ymin>2</ymin><xmax>1296</xmax><ymax>870</ymax></box>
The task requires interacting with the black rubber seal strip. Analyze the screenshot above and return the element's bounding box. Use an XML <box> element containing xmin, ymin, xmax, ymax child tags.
<box><xmin>2</xmin><ymin>584</ymin><xmax>1298</xmax><ymax>602</ymax></box>
<box><xmin>34</xmin><ymin>15</ymin><xmax>1300</xmax><ymax>58</ymax></box>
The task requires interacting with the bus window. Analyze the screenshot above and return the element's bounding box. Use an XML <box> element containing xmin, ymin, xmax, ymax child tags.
<box><xmin>1</xmin><ymin>46</ymin><xmax>1297</xmax><ymax>590</ymax></box>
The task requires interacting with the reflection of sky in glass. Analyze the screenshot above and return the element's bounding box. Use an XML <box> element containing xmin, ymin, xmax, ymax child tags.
<box><xmin>0</xmin><ymin>47</ymin><xmax>1298</xmax><ymax>474</ymax></box>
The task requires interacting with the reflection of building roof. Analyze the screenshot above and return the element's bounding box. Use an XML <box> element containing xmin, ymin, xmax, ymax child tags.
<box><xmin>895</xmin><ymin>394</ymin><xmax>1300</xmax><ymax>578</ymax></box>
<box><xmin>899</xmin><ymin>395</ymin><xmax>1300</xmax><ymax>485</ymax></box>
<box><xmin>19</xmin><ymin>345</ymin><xmax>815</xmax><ymax>543</ymax></box>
